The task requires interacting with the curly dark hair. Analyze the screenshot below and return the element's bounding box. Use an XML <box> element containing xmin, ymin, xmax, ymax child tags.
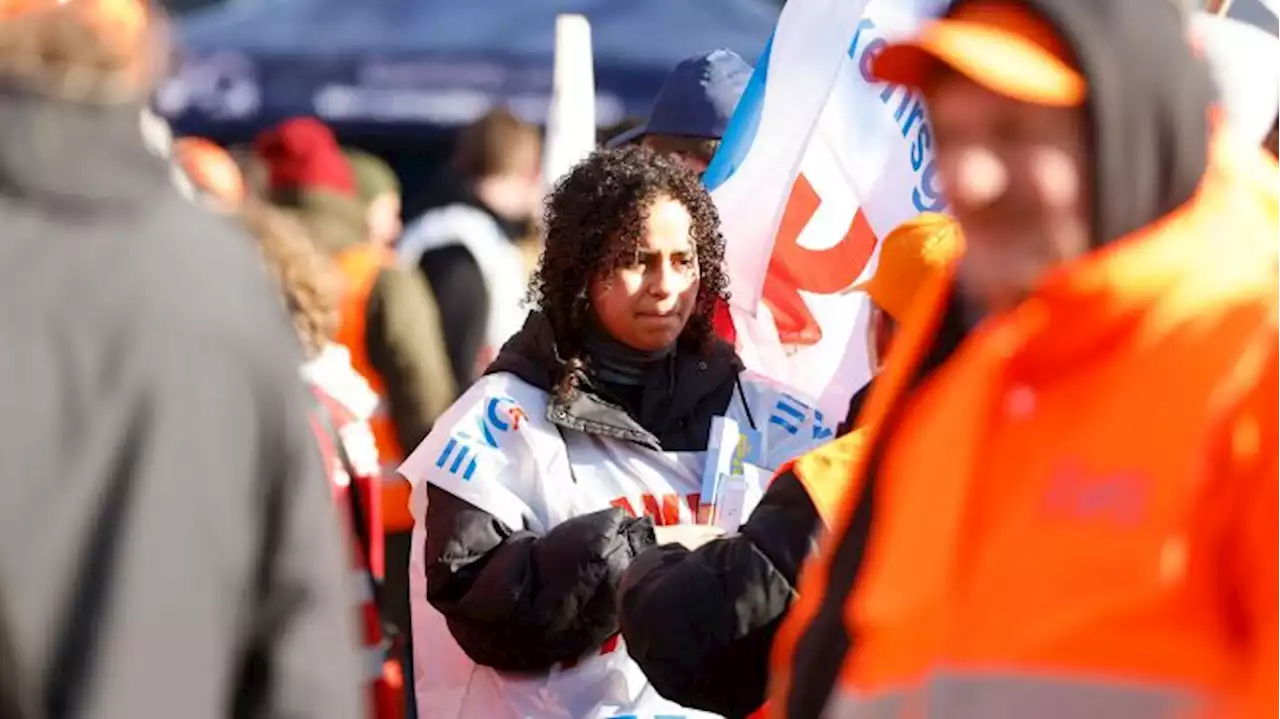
<box><xmin>238</xmin><ymin>202</ymin><xmax>340</xmax><ymax>359</ymax></box>
<box><xmin>528</xmin><ymin>144</ymin><xmax>728</xmax><ymax>385</ymax></box>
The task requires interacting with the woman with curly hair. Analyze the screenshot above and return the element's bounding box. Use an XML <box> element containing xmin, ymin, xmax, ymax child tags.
<box><xmin>399</xmin><ymin>145</ymin><xmax>831</xmax><ymax>718</ymax></box>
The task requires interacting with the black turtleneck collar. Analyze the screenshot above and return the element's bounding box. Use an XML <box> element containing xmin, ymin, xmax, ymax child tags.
<box><xmin>486</xmin><ymin>312</ymin><xmax>744</xmax><ymax>451</ymax></box>
<box><xmin>583</xmin><ymin>321</ymin><xmax>674</xmax><ymax>387</ymax></box>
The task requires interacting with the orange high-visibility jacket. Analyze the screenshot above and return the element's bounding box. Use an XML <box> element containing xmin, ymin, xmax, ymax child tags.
<box><xmin>770</xmin><ymin>135</ymin><xmax>1279</xmax><ymax>719</ymax></box>
<box><xmin>334</xmin><ymin>244</ymin><xmax>416</xmax><ymax>533</ymax></box>
<box><xmin>780</xmin><ymin>427</ymin><xmax>871</xmax><ymax>530</ymax></box>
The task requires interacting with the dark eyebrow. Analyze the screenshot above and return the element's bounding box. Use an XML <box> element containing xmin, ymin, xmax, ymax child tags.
<box><xmin>634</xmin><ymin>247</ymin><xmax>696</xmax><ymax>260</ymax></box>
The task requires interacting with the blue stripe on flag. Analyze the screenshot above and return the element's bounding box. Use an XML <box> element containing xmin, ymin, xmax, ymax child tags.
<box><xmin>462</xmin><ymin>458</ymin><xmax>478</xmax><ymax>481</ymax></box>
<box><xmin>703</xmin><ymin>31</ymin><xmax>773</xmax><ymax>192</ymax></box>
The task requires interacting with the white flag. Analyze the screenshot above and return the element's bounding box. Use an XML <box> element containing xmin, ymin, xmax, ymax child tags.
<box><xmin>706</xmin><ymin>0</ymin><xmax>949</xmax><ymax>416</ymax></box>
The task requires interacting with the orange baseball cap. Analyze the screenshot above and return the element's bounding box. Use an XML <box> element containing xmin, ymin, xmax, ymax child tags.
<box><xmin>850</xmin><ymin>212</ymin><xmax>963</xmax><ymax>322</ymax></box>
<box><xmin>869</xmin><ymin>0</ymin><xmax>1086</xmax><ymax>107</ymax></box>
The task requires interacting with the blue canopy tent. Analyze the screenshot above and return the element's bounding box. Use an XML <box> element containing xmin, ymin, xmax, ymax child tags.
<box><xmin>156</xmin><ymin>0</ymin><xmax>778</xmax><ymax>138</ymax></box>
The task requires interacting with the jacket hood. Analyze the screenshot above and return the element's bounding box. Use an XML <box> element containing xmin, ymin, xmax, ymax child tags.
<box><xmin>0</xmin><ymin>87</ymin><xmax>169</xmax><ymax>211</ymax></box>
<box><xmin>273</xmin><ymin>189</ymin><xmax>368</xmax><ymax>255</ymax></box>
<box><xmin>896</xmin><ymin>0</ymin><xmax>1221</xmax><ymax>390</ymax></box>
<box><xmin>1002</xmin><ymin>0</ymin><xmax>1215</xmax><ymax>246</ymax></box>
<box><xmin>486</xmin><ymin>311</ymin><xmax>562</xmax><ymax>392</ymax></box>
<box><xmin>489</xmin><ymin>312</ymin><xmax>741</xmax><ymax>390</ymax></box>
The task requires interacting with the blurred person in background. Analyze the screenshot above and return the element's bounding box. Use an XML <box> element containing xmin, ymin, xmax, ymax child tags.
<box><xmin>615</xmin><ymin>213</ymin><xmax>962</xmax><ymax>719</ymax></box>
<box><xmin>772</xmin><ymin>1</ymin><xmax>1278</xmax><ymax>717</ymax></box>
<box><xmin>254</xmin><ymin>117</ymin><xmax>456</xmax><ymax>701</ymax></box>
<box><xmin>399</xmin><ymin>145</ymin><xmax>829</xmax><ymax>718</ymax></box>
<box><xmin>608</xmin><ymin>49</ymin><xmax>754</xmax><ymax>345</ymax></box>
<box><xmin>398</xmin><ymin>108</ymin><xmax>542</xmax><ymax>390</ymax></box>
<box><xmin>598</xmin><ymin>116</ymin><xmax>643</xmax><ymax>147</ymax></box>
<box><xmin>241</xmin><ymin>204</ymin><xmax>406</xmax><ymax>719</ymax></box>
<box><xmin>0</xmin><ymin>2</ymin><xmax>361</xmax><ymax>718</ymax></box>
<box><xmin>346</xmin><ymin>149</ymin><xmax>404</xmax><ymax>249</ymax></box>
<box><xmin>833</xmin><ymin>214</ymin><xmax>965</xmax><ymax>435</ymax></box>
<box><xmin>170</xmin><ymin>136</ymin><xmax>246</xmax><ymax>214</ymax></box>
<box><xmin>606</xmin><ymin>48</ymin><xmax>752</xmax><ymax>176</ymax></box>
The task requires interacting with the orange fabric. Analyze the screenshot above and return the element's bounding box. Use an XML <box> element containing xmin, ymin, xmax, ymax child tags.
<box><xmin>871</xmin><ymin>0</ymin><xmax>1086</xmax><ymax>107</ymax></box>
<box><xmin>334</xmin><ymin>243</ymin><xmax>415</xmax><ymax>532</ymax></box>
<box><xmin>173</xmin><ymin>137</ymin><xmax>246</xmax><ymax>207</ymax></box>
<box><xmin>334</xmin><ymin>244</ymin><xmax>386</xmax><ymax>406</ymax></box>
<box><xmin>849</xmin><ymin>212</ymin><xmax>963</xmax><ymax>322</ymax></box>
<box><xmin>769</xmin><ymin>132</ymin><xmax>1279</xmax><ymax>716</ymax></box>
<box><xmin>785</xmin><ymin>427</ymin><xmax>870</xmax><ymax>530</ymax></box>
<box><xmin>379</xmin><ymin>480</ymin><xmax>413</xmax><ymax>534</ymax></box>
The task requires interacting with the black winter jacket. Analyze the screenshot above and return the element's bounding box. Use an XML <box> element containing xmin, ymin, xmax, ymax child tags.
<box><xmin>617</xmin><ymin>465</ymin><xmax>821</xmax><ymax>718</ymax></box>
<box><xmin>614</xmin><ymin>357</ymin><xmax>872</xmax><ymax>718</ymax></box>
<box><xmin>422</xmin><ymin>313</ymin><xmax>789</xmax><ymax>674</ymax></box>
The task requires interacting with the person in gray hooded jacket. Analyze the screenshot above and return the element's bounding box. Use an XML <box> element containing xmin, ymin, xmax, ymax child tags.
<box><xmin>0</xmin><ymin>4</ymin><xmax>361</xmax><ymax>718</ymax></box>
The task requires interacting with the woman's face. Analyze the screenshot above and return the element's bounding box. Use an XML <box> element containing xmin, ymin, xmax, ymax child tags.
<box><xmin>590</xmin><ymin>195</ymin><xmax>701</xmax><ymax>352</ymax></box>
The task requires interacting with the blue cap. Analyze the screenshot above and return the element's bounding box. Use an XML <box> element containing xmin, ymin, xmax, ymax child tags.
<box><xmin>607</xmin><ymin>49</ymin><xmax>753</xmax><ymax>148</ymax></box>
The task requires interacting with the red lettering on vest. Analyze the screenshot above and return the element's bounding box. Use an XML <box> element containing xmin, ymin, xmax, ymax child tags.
<box><xmin>684</xmin><ymin>492</ymin><xmax>701</xmax><ymax>516</ymax></box>
<box><xmin>641</xmin><ymin>493</ymin><xmax>681</xmax><ymax>526</ymax></box>
<box><xmin>612</xmin><ymin>493</ymin><xmax>701</xmax><ymax>526</ymax></box>
<box><xmin>611</xmin><ymin>496</ymin><xmax>637</xmax><ymax>517</ymax></box>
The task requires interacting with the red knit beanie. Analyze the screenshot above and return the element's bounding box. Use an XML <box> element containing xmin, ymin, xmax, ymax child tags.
<box><xmin>253</xmin><ymin>117</ymin><xmax>355</xmax><ymax>197</ymax></box>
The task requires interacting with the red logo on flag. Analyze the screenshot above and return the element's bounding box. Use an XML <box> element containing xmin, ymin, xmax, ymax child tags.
<box><xmin>761</xmin><ymin>173</ymin><xmax>878</xmax><ymax>346</ymax></box>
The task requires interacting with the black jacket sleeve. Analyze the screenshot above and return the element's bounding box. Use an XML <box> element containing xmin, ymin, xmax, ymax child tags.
<box><xmin>424</xmin><ymin>485</ymin><xmax>657</xmax><ymax>673</ymax></box>
<box><xmin>616</xmin><ymin>469</ymin><xmax>821</xmax><ymax>718</ymax></box>
<box><xmin>419</xmin><ymin>245</ymin><xmax>491</xmax><ymax>389</ymax></box>
<box><xmin>837</xmin><ymin>381</ymin><xmax>872</xmax><ymax>437</ymax></box>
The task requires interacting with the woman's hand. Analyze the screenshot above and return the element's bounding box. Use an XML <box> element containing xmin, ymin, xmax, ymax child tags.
<box><xmin>653</xmin><ymin>524</ymin><xmax>727</xmax><ymax>551</ymax></box>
